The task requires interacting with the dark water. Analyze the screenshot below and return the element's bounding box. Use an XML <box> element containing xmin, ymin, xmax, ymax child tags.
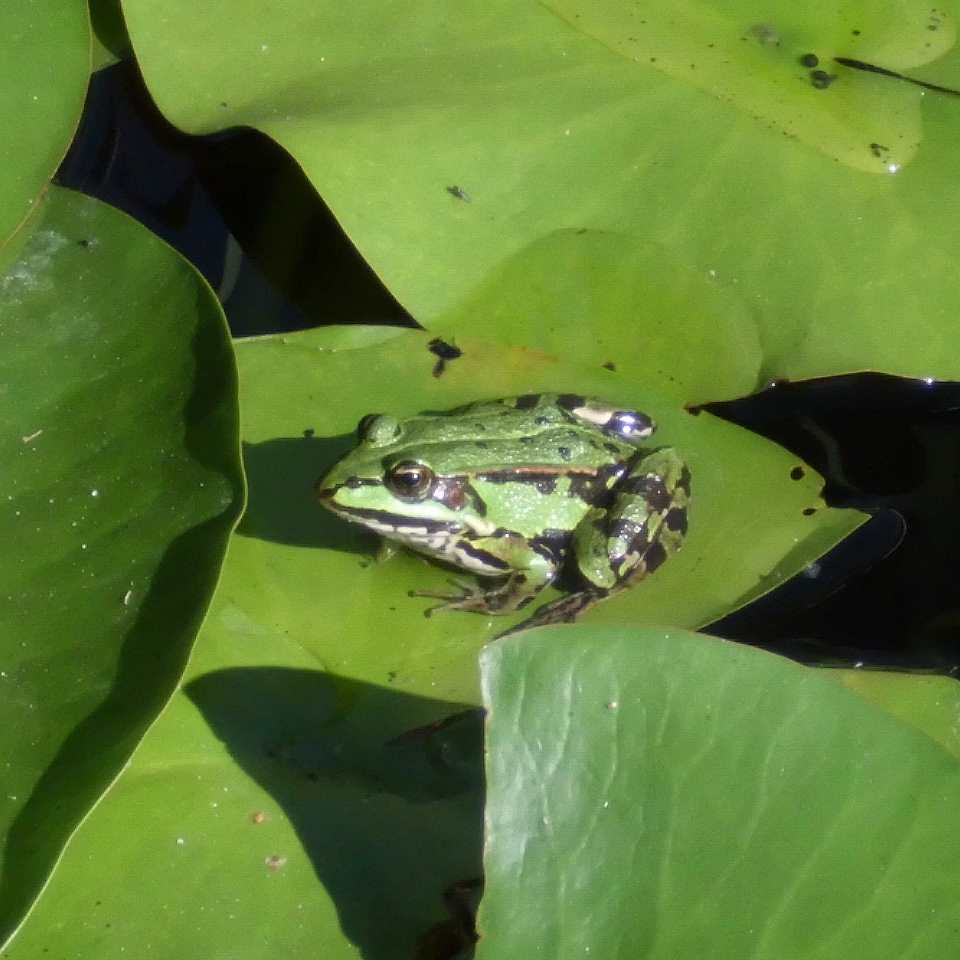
<box><xmin>57</xmin><ymin>61</ymin><xmax>960</xmax><ymax>676</ymax></box>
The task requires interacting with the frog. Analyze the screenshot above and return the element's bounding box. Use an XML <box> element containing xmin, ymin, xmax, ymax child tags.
<box><xmin>315</xmin><ymin>393</ymin><xmax>690</xmax><ymax>636</ymax></box>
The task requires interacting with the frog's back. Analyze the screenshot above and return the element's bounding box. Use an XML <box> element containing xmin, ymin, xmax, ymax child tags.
<box><xmin>393</xmin><ymin>394</ymin><xmax>644</xmax><ymax>476</ymax></box>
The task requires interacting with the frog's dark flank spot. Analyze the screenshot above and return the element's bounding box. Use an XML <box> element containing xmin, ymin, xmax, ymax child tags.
<box><xmin>427</xmin><ymin>337</ymin><xmax>462</xmax><ymax>378</ymax></box>
<box><xmin>303</xmin><ymin>427</ymin><xmax>315</xmax><ymax>438</ymax></box>
<box><xmin>602</xmin><ymin>361</ymin><xmax>617</xmax><ymax>372</ymax></box>
<box><xmin>799</xmin><ymin>53</ymin><xmax>819</xmax><ymax>68</ymax></box>
<box><xmin>803</xmin><ymin>506</ymin><xmax>817</xmax><ymax>516</ymax></box>
<box><xmin>446</xmin><ymin>185</ymin><xmax>472</xmax><ymax>202</ymax></box>
<box><xmin>790</xmin><ymin>466</ymin><xmax>806</xmax><ymax>480</ymax></box>
<box><xmin>665</xmin><ymin>506</ymin><xmax>688</xmax><ymax>535</ymax></box>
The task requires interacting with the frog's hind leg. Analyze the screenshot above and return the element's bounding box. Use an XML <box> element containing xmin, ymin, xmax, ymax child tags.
<box><xmin>494</xmin><ymin>587</ymin><xmax>608</xmax><ymax>638</ymax></box>
<box><xmin>499</xmin><ymin>448</ymin><xmax>690</xmax><ymax>638</ymax></box>
<box><xmin>411</xmin><ymin>533</ymin><xmax>559</xmax><ymax>617</ymax></box>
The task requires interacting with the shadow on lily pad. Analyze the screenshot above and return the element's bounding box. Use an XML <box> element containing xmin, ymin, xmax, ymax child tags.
<box><xmin>186</xmin><ymin>667</ymin><xmax>484</xmax><ymax>960</ymax></box>
<box><xmin>236</xmin><ymin>435</ymin><xmax>374</xmax><ymax>554</ymax></box>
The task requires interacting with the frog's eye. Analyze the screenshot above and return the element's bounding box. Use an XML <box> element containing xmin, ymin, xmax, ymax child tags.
<box><xmin>385</xmin><ymin>461</ymin><xmax>435</xmax><ymax>500</ymax></box>
<box><xmin>608</xmin><ymin>410</ymin><xmax>654</xmax><ymax>439</ymax></box>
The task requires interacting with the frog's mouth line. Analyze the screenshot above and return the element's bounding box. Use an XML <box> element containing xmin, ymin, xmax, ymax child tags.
<box><xmin>322</xmin><ymin>501</ymin><xmax>463</xmax><ymax>537</ymax></box>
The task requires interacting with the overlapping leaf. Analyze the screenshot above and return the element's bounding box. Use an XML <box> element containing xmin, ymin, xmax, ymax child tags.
<box><xmin>478</xmin><ymin>627</ymin><xmax>960</xmax><ymax>959</ymax></box>
<box><xmin>121</xmin><ymin>0</ymin><xmax>960</xmax><ymax>395</ymax></box>
<box><xmin>0</xmin><ymin>187</ymin><xmax>241</xmax><ymax>946</ymax></box>
<box><xmin>0</xmin><ymin>3</ymin><xmax>88</xmax><ymax>254</ymax></box>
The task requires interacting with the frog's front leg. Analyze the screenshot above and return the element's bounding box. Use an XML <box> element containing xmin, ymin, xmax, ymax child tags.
<box><xmin>411</xmin><ymin>533</ymin><xmax>561</xmax><ymax>617</ymax></box>
<box><xmin>502</xmin><ymin>448</ymin><xmax>690</xmax><ymax>635</ymax></box>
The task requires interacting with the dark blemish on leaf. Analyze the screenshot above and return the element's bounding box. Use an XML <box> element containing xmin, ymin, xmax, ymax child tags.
<box><xmin>446</xmin><ymin>185</ymin><xmax>472</xmax><ymax>202</ymax></box>
<box><xmin>870</xmin><ymin>142</ymin><xmax>889</xmax><ymax>157</ymax></box>
<box><xmin>428</xmin><ymin>337</ymin><xmax>462</xmax><ymax>377</ymax></box>
<box><xmin>834</xmin><ymin>57</ymin><xmax>960</xmax><ymax>96</ymax></box>
<box><xmin>799</xmin><ymin>53</ymin><xmax>819</xmax><ymax>68</ymax></box>
<box><xmin>810</xmin><ymin>69</ymin><xmax>835</xmax><ymax>89</ymax></box>
<box><xmin>803</xmin><ymin>507</ymin><xmax>817</xmax><ymax>516</ymax></box>
<box><xmin>852</xmin><ymin>29</ymin><xmax>861</xmax><ymax>36</ymax></box>
<box><xmin>790</xmin><ymin>466</ymin><xmax>805</xmax><ymax>481</ymax></box>
<box><xmin>303</xmin><ymin>428</ymin><xmax>315</xmax><ymax>438</ymax></box>
<box><xmin>603</xmin><ymin>361</ymin><xmax>617</xmax><ymax>371</ymax></box>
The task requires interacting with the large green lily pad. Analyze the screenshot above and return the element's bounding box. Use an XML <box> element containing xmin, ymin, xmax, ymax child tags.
<box><xmin>0</xmin><ymin>3</ymin><xmax>89</xmax><ymax>253</ymax></box>
<box><xmin>121</xmin><ymin>0</ymin><xmax>960</xmax><ymax>394</ymax></box>
<box><xmin>0</xmin><ymin>187</ymin><xmax>241</xmax><ymax>946</ymax></box>
<box><xmin>478</xmin><ymin>626</ymin><xmax>960</xmax><ymax>958</ymax></box>
<box><xmin>3</xmin><ymin>325</ymin><xmax>861</xmax><ymax>956</ymax></box>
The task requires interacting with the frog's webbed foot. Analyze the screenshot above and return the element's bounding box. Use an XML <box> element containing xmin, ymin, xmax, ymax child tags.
<box><xmin>411</xmin><ymin>569</ymin><xmax>548</xmax><ymax>617</ymax></box>
<box><xmin>495</xmin><ymin>588</ymin><xmax>608</xmax><ymax>639</ymax></box>
<box><xmin>409</xmin><ymin>578</ymin><xmax>496</xmax><ymax>616</ymax></box>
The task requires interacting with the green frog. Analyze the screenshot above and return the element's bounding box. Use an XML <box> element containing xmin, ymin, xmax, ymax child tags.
<box><xmin>316</xmin><ymin>393</ymin><xmax>689</xmax><ymax>635</ymax></box>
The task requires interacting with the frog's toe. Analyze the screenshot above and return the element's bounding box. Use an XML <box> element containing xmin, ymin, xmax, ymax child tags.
<box><xmin>411</xmin><ymin>578</ymin><xmax>489</xmax><ymax>615</ymax></box>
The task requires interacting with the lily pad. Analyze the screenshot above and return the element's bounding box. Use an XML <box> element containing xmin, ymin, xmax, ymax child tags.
<box><xmin>3</xmin><ymin>325</ymin><xmax>861</xmax><ymax>956</ymax></box>
<box><xmin>478</xmin><ymin>626</ymin><xmax>960</xmax><ymax>958</ymax></box>
<box><xmin>0</xmin><ymin>187</ymin><xmax>241</xmax><ymax>945</ymax></box>
<box><xmin>121</xmin><ymin>0</ymin><xmax>960</xmax><ymax>392</ymax></box>
<box><xmin>0</xmin><ymin>3</ymin><xmax>89</xmax><ymax>251</ymax></box>
<box><xmin>830</xmin><ymin>667</ymin><xmax>960</xmax><ymax>759</ymax></box>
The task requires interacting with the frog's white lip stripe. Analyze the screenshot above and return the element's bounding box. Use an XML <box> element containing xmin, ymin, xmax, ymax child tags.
<box><xmin>330</xmin><ymin>503</ymin><xmax>462</xmax><ymax>536</ymax></box>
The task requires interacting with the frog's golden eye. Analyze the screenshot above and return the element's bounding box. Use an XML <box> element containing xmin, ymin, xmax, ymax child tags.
<box><xmin>385</xmin><ymin>461</ymin><xmax>435</xmax><ymax>500</ymax></box>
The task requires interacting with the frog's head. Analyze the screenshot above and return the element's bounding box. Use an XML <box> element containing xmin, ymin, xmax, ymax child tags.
<box><xmin>316</xmin><ymin>413</ymin><xmax>482</xmax><ymax>541</ymax></box>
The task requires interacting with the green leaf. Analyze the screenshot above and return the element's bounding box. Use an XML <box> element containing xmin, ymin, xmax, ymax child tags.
<box><xmin>231</xmin><ymin>327</ymin><xmax>864</xmax><ymax>649</ymax></box>
<box><xmin>478</xmin><ymin>626</ymin><xmax>960</xmax><ymax>959</ymax></box>
<box><xmin>121</xmin><ymin>0</ymin><xmax>960</xmax><ymax>393</ymax></box>
<box><xmin>89</xmin><ymin>0</ymin><xmax>131</xmax><ymax>71</ymax></box>
<box><xmin>0</xmin><ymin>3</ymin><xmax>89</xmax><ymax>251</ymax></box>
<box><xmin>0</xmin><ymin>187</ymin><xmax>242</xmax><ymax>945</ymax></box>
<box><xmin>4</xmin><ymin>325</ymin><xmax>859</xmax><ymax>956</ymax></box>
<box><xmin>829</xmin><ymin>668</ymin><xmax>960</xmax><ymax>759</ymax></box>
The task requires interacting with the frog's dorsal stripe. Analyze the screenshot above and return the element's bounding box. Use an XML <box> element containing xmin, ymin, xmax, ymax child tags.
<box><xmin>474</xmin><ymin>465</ymin><xmax>602</xmax><ymax>483</ymax></box>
